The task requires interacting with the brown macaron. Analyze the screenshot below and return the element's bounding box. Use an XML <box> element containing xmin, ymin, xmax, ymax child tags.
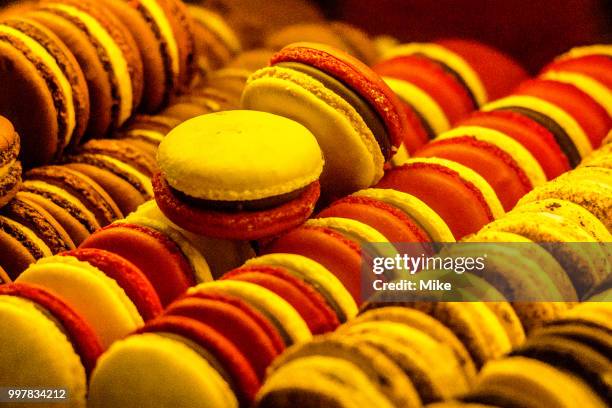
<box><xmin>26</xmin><ymin>165</ymin><xmax>122</xmax><ymax>226</ymax></box>
<box><xmin>0</xmin><ymin>17</ymin><xmax>89</xmax><ymax>166</ymax></box>
<box><xmin>29</xmin><ymin>0</ymin><xmax>144</xmax><ymax>137</ymax></box>
<box><xmin>0</xmin><ymin>116</ymin><xmax>22</xmax><ymax>208</ymax></box>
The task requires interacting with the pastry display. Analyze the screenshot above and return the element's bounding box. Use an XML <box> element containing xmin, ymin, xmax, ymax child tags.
<box><xmin>0</xmin><ymin>0</ymin><xmax>609</xmax><ymax>407</ymax></box>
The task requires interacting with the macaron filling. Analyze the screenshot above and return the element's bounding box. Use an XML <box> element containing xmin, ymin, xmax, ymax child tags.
<box><xmin>500</xmin><ymin>106</ymin><xmax>580</xmax><ymax>167</ymax></box>
<box><xmin>275</xmin><ymin>61</ymin><xmax>392</xmax><ymax>160</ymax></box>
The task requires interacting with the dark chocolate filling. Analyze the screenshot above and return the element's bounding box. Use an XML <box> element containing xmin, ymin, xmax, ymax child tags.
<box><xmin>65</xmin><ymin>153</ymin><xmax>150</xmax><ymax>198</ymax></box>
<box><xmin>22</xmin><ymin>185</ymin><xmax>98</xmax><ymax>233</ymax></box>
<box><xmin>415</xmin><ymin>52</ymin><xmax>479</xmax><ymax>109</ymax></box>
<box><xmin>26</xmin><ymin>166</ymin><xmax>120</xmax><ymax>226</ymax></box>
<box><xmin>500</xmin><ymin>106</ymin><xmax>580</xmax><ymax>168</ymax></box>
<box><xmin>2</xmin><ymin>197</ymin><xmax>71</xmax><ymax>253</ymax></box>
<box><xmin>276</xmin><ymin>61</ymin><xmax>393</xmax><ymax>160</ymax></box>
<box><xmin>0</xmin><ymin>216</ymin><xmax>46</xmax><ymax>260</ymax></box>
<box><xmin>172</xmin><ymin>185</ymin><xmax>306</xmax><ymax>212</ymax></box>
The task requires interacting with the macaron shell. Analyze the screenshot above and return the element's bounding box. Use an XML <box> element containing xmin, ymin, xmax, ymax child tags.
<box><xmin>458</xmin><ymin>110</ymin><xmax>571</xmax><ymax>179</ymax></box>
<box><xmin>62</xmin><ymin>248</ymin><xmax>163</xmax><ymax>321</ymax></box>
<box><xmin>222</xmin><ymin>265</ymin><xmax>340</xmax><ymax>334</ymax></box>
<box><xmin>317</xmin><ymin>195</ymin><xmax>431</xmax><ymax>244</ymax></box>
<box><xmin>165</xmin><ymin>294</ymin><xmax>281</xmax><ymax>380</ymax></box>
<box><xmin>0</xmin><ymin>283</ymin><xmax>103</xmax><ymax>376</ymax></box>
<box><xmin>0</xmin><ymin>295</ymin><xmax>87</xmax><ymax>406</ymax></box>
<box><xmin>376</xmin><ymin>160</ymin><xmax>500</xmax><ymax>239</ymax></box>
<box><xmin>17</xmin><ymin>256</ymin><xmax>143</xmax><ymax>348</ymax></box>
<box><xmin>0</xmin><ymin>265</ymin><xmax>10</xmax><ymax>283</ymax></box>
<box><xmin>0</xmin><ymin>215</ymin><xmax>52</xmax><ymax>279</ymax></box>
<box><xmin>543</xmin><ymin>54</ymin><xmax>612</xmax><ymax>90</ymax></box>
<box><xmin>80</xmin><ymin>223</ymin><xmax>195</xmax><ymax>306</ymax></box>
<box><xmin>138</xmin><ymin>316</ymin><xmax>260</xmax><ymax>405</ymax></box>
<box><xmin>88</xmin><ymin>333</ymin><xmax>238</xmax><ymax>408</ymax></box>
<box><xmin>414</xmin><ymin>136</ymin><xmax>532</xmax><ymax>211</ymax></box>
<box><xmin>264</xmin><ymin>225</ymin><xmax>363</xmax><ymax>303</ymax></box>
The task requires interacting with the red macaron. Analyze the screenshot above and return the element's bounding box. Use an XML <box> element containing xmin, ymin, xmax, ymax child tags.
<box><xmin>222</xmin><ymin>265</ymin><xmax>340</xmax><ymax>335</ymax></box>
<box><xmin>79</xmin><ymin>223</ymin><xmax>195</xmax><ymax>306</ymax></box>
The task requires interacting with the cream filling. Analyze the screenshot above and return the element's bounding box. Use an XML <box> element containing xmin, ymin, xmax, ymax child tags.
<box><xmin>384</xmin><ymin>42</ymin><xmax>488</xmax><ymax>106</ymax></box>
<box><xmin>390</xmin><ymin>143</ymin><xmax>410</xmax><ymax>167</ymax></box>
<box><xmin>353</xmin><ymin>188</ymin><xmax>455</xmax><ymax>242</ymax></box>
<box><xmin>50</xmin><ymin>4</ymin><xmax>133</xmax><ymax>125</ymax></box>
<box><xmin>438</xmin><ymin>125</ymin><xmax>547</xmax><ymax>186</ymax></box>
<box><xmin>483</xmin><ymin>95</ymin><xmax>593</xmax><ymax>158</ymax></box>
<box><xmin>92</xmin><ymin>154</ymin><xmax>153</xmax><ymax>197</ymax></box>
<box><xmin>0</xmin><ymin>24</ymin><xmax>75</xmax><ymax>147</ymax></box>
<box><xmin>141</xmin><ymin>0</ymin><xmax>180</xmax><ymax>80</ymax></box>
<box><xmin>0</xmin><ymin>215</ymin><xmax>53</xmax><ymax>257</ymax></box>
<box><xmin>383</xmin><ymin>76</ymin><xmax>451</xmax><ymax>134</ymax></box>
<box><xmin>558</xmin><ymin>45</ymin><xmax>612</xmax><ymax>60</ymax></box>
<box><xmin>405</xmin><ymin>157</ymin><xmax>505</xmax><ymax>219</ymax></box>
<box><xmin>23</xmin><ymin>179</ymin><xmax>99</xmax><ymax>228</ymax></box>
<box><xmin>541</xmin><ymin>71</ymin><xmax>612</xmax><ymax>117</ymax></box>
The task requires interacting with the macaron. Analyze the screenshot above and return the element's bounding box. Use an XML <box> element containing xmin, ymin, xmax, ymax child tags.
<box><xmin>28</xmin><ymin>0</ymin><xmax>144</xmax><ymax>137</ymax></box>
<box><xmin>126</xmin><ymin>199</ymin><xmax>255</xmax><ymax>279</ymax></box>
<box><xmin>0</xmin><ymin>214</ymin><xmax>52</xmax><ymax>280</ymax></box>
<box><xmin>222</xmin><ymin>265</ymin><xmax>340</xmax><ymax>334</ymax></box>
<box><xmin>99</xmin><ymin>0</ymin><xmax>195</xmax><ymax>112</ymax></box>
<box><xmin>0</xmin><ymin>115</ymin><xmax>21</xmax><ymax>208</ymax></box>
<box><xmin>376</xmin><ymin>157</ymin><xmax>504</xmax><ymax>239</ymax></box>
<box><xmin>228</xmin><ymin>47</ymin><xmax>276</xmax><ymax>72</ymax></box>
<box><xmin>515</xmin><ymin>78</ymin><xmax>611</xmax><ymax>148</ymax></box>
<box><xmin>88</xmin><ymin>332</ymin><xmax>238</xmax><ymax>408</ymax></box>
<box><xmin>165</xmin><ymin>291</ymin><xmax>284</xmax><ymax>381</ymax></box>
<box><xmin>2</xmin><ymin>192</ymin><xmax>75</xmax><ymax>254</ymax></box>
<box><xmin>261</xmin><ymin>334</ymin><xmax>421</xmax><ymax>408</ymax></box>
<box><xmin>482</xmin><ymin>95</ymin><xmax>592</xmax><ymax>166</ymax></box>
<box><xmin>316</xmin><ymin>194</ymin><xmax>433</xmax><ymax>248</ymax></box>
<box><xmin>61</xmin><ymin>248</ymin><xmax>163</xmax><ymax>321</ymax></box>
<box><xmin>465</xmin><ymin>356</ymin><xmax>607</xmax><ymax>408</ymax></box>
<box><xmin>434</xmin><ymin>38</ymin><xmax>528</xmax><ymax>101</ymax></box>
<box><xmin>542</xmin><ymin>53</ymin><xmax>612</xmax><ymax>93</ymax></box>
<box><xmin>351</xmin><ymin>188</ymin><xmax>455</xmax><ymax>242</ymax></box>
<box><xmin>414</xmin><ymin>127</ymin><xmax>546</xmax><ymax>210</ymax></box>
<box><xmin>153</xmin><ymin>111</ymin><xmax>323</xmax><ymax>240</ymax></box>
<box><xmin>0</xmin><ymin>16</ymin><xmax>89</xmax><ymax>166</ymax></box>
<box><xmin>458</xmin><ymin>110</ymin><xmax>571</xmax><ymax>179</ymax></box>
<box><xmin>16</xmin><ymin>255</ymin><xmax>144</xmax><ymax>348</ymax></box>
<box><xmin>0</xmin><ymin>283</ymin><xmax>103</xmax><ymax>406</ymax></box>
<box><xmin>187</xmin><ymin>280</ymin><xmax>312</xmax><ymax>347</ymax></box>
<box><xmin>244</xmin><ymin>253</ymin><xmax>358</xmax><ymax>324</ymax></box>
<box><xmin>62</xmin><ymin>154</ymin><xmax>151</xmax><ymax>216</ymax></box>
<box><xmin>76</xmin><ymin>138</ymin><xmax>157</xmax><ymax>177</ymax></box>
<box><xmin>137</xmin><ymin>315</ymin><xmax>260</xmax><ymax>405</ymax></box>
<box><xmin>25</xmin><ymin>165</ymin><xmax>123</xmax><ymax>227</ymax></box>
<box><xmin>79</xmin><ymin>222</ymin><xmax>199</xmax><ymax>306</ymax></box>
<box><xmin>263</xmin><ymin>224</ymin><xmax>362</xmax><ymax>303</ymax></box>
<box><xmin>350</xmin><ymin>306</ymin><xmax>478</xmax><ymax>383</ymax></box>
<box><xmin>0</xmin><ymin>265</ymin><xmax>10</xmax><ymax>283</ymax></box>
<box><xmin>242</xmin><ymin>42</ymin><xmax>411</xmax><ymax>197</ymax></box>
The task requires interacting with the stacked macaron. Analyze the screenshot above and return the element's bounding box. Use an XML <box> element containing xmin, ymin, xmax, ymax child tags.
<box><xmin>254</xmin><ymin>303</ymin><xmax>523</xmax><ymax>407</ymax></box>
<box><xmin>0</xmin><ymin>115</ymin><xmax>21</xmax><ymax>209</ymax></box>
<box><xmin>373</xmin><ymin>39</ymin><xmax>528</xmax><ymax>159</ymax></box>
<box><xmin>241</xmin><ymin>42</ymin><xmax>421</xmax><ymax>199</ymax></box>
<box><xmin>87</xmin><ymin>252</ymin><xmax>358</xmax><ymax>407</ymax></box>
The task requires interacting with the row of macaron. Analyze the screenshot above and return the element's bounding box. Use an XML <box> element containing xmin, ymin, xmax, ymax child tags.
<box><xmin>0</xmin><ymin>0</ymin><xmax>243</xmax><ymax>167</ymax></box>
<box><xmin>0</xmin><ymin>59</ymin><xmax>250</xmax><ymax>280</ymax></box>
<box><xmin>252</xmin><ymin>300</ymin><xmax>611</xmax><ymax>408</ymax></box>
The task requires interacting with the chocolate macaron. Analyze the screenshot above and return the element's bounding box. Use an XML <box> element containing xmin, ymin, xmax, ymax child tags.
<box><xmin>0</xmin><ymin>115</ymin><xmax>21</xmax><ymax>208</ymax></box>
